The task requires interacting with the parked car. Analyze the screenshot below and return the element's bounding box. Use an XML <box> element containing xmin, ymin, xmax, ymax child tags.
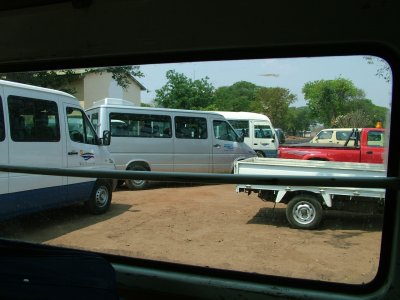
<box><xmin>274</xmin><ymin>128</ymin><xmax>286</xmax><ymax>144</ymax></box>
<box><xmin>279</xmin><ymin>128</ymin><xmax>385</xmax><ymax>163</ymax></box>
<box><xmin>310</xmin><ymin>128</ymin><xmax>362</xmax><ymax>145</ymax></box>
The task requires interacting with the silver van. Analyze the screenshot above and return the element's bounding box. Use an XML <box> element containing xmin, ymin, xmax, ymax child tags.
<box><xmin>86</xmin><ymin>98</ymin><xmax>256</xmax><ymax>190</ymax></box>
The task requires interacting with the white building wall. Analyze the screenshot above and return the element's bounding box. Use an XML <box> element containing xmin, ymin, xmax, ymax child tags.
<box><xmin>81</xmin><ymin>72</ymin><xmax>142</xmax><ymax>109</ymax></box>
<box><xmin>123</xmin><ymin>80</ymin><xmax>141</xmax><ymax>106</ymax></box>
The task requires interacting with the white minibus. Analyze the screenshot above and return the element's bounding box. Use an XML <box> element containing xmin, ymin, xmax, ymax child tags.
<box><xmin>85</xmin><ymin>98</ymin><xmax>256</xmax><ymax>190</ymax></box>
<box><xmin>0</xmin><ymin>80</ymin><xmax>115</xmax><ymax>220</ymax></box>
<box><xmin>213</xmin><ymin>111</ymin><xmax>279</xmax><ymax>157</ymax></box>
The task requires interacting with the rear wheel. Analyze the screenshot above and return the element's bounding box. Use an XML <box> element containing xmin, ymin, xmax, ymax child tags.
<box><xmin>85</xmin><ymin>180</ymin><xmax>112</xmax><ymax>214</ymax></box>
<box><xmin>286</xmin><ymin>194</ymin><xmax>322</xmax><ymax>229</ymax></box>
<box><xmin>125</xmin><ymin>165</ymin><xmax>149</xmax><ymax>190</ymax></box>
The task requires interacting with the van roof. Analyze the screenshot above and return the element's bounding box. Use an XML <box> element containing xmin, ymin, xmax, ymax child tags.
<box><xmin>86</xmin><ymin>98</ymin><xmax>226</xmax><ymax>116</ymax></box>
<box><xmin>213</xmin><ymin>111</ymin><xmax>271</xmax><ymax>122</ymax></box>
<box><xmin>0</xmin><ymin>79</ymin><xmax>76</xmax><ymax>99</ymax></box>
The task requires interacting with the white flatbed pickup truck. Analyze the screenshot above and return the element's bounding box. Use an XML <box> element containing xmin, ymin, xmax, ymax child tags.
<box><xmin>234</xmin><ymin>157</ymin><xmax>386</xmax><ymax>229</ymax></box>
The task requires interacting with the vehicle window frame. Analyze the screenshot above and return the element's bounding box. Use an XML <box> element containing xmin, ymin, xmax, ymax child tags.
<box><xmin>175</xmin><ymin>116</ymin><xmax>208</xmax><ymax>139</ymax></box>
<box><xmin>0</xmin><ymin>97</ymin><xmax>4</xmax><ymax>142</ymax></box>
<box><xmin>110</xmin><ymin>112</ymin><xmax>172</xmax><ymax>138</ymax></box>
<box><xmin>66</xmin><ymin>107</ymin><xmax>98</xmax><ymax>145</ymax></box>
<box><xmin>7</xmin><ymin>95</ymin><xmax>60</xmax><ymax>143</ymax></box>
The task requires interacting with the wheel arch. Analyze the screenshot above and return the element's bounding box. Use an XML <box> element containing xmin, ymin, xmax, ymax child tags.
<box><xmin>126</xmin><ymin>160</ymin><xmax>151</xmax><ymax>171</ymax></box>
<box><xmin>280</xmin><ymin>191</ymin><xmax>325</xmax><ymax>206</ymax></box>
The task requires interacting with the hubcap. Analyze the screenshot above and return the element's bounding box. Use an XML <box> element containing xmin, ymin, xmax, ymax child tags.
<box><xmin>130</xmin><ymin>179</ymin><xmax>145</xmax><ymax>186</ymax></box>
<box><xmin>95</xmin><ymin>186</ymin><xmax>109</xmax><ymax>208</ymax></box>
<box><xmin>293</xmin><ymin>201</ymin><xmax>315</xmax><ymax>225</ymax></box>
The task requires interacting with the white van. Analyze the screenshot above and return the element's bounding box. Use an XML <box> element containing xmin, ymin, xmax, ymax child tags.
<box><xmin>214</xmin><ymin>111</ymin><xmax>279</xmax><ymax>157</ymax></box>
<box><xmin>0</xmin><ymin>80</ymin><xmax>115</xmax><ymax>220</ymax></box>
<box><xmin>85</xmin><ymin>98</ymin><xmax>256</xmax><ymax>190</ymax></box>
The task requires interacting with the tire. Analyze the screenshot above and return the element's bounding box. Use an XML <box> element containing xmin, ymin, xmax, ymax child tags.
<box><xmin>286</xmin><ymin>194</ymin><xmax>323</xmax><ymax>229</ymax></box>
<box><xmin>125</xmin><ymin>165</ymin><xmax>149</xmax><ymax>190</ymax></box>
<box><xmin>85</xmin><ymin>180</ymin><xmax>112</xmax><ymax>215</ymax></box>
<box><xmin>256</xmin><ymin>150</ymin><xmax>265</xmax><ymax>157</ymax></box>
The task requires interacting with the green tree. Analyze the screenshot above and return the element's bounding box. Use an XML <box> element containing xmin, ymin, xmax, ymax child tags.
<box><xmin>302</xmin><ymin>78</ymin><xmax>365</xmax><ymax>126</ymax></box>
<box><xmin>140</xmin><ymin>102</ymin><xmax>154</xmax><ymax>107</ymax></box>
<box><xmin>364</xmin><ymin>56</ymin><xmax>392</xmax><ymax>83</ymax></box>
<box><xmin>332</xmin><ymin>110</ymin><xmax>372</xmax><ymax>128</ymax></box>
<box><xmin>285</xmin><ymin>106</ymin><xmax>316</xmax><ymax>133</ymax></box>
<box><xmin>251</xmin><ymin>87</ymin><xmax>297</xmax><ymax>128</ymax></box>
<box><xmin>214</xmin><ymin>81</ymin><xmax>259</xmax><ymax>111</ymax></box>
<box><xmin>154</xmin><ymin>70</ymin><xmax>215</xmax><ymax>110</ymax></box>
<box><xmin>343</xmin><ymin>98</ymin><xmax>388</xmax><ymax>127</ymax></box>
<box><xmin>0</xmin><ymin>66</ymin><xmax>143</xmax><ymax>95</ymax></box>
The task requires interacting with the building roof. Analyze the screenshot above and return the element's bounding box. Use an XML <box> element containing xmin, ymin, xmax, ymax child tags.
<box><xmin>129</xmin><ymin>76</ymin><xmax>146</xmax><ymax>91</ymax></box>
<box><xmin>55</xmin><ymin>69</ymin><xmax>146</xmax><ymax>91</ymax></box>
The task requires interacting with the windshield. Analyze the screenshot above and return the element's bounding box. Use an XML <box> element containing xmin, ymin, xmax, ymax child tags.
<box><xmin>0</xmin><ymin>55</ymin><xmax>393</xmax><ymax>285</ymax></box>
<box><xmin>254</xmin><ymin>124</ymin><xmax>273</xmax><ymax>138</ymax></box>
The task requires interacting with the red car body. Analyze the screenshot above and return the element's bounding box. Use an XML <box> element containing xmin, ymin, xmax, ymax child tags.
<box><xmin>279</xmin><ymin>128</ymin><xmax>385</xmax><ymax>164</ymax></box>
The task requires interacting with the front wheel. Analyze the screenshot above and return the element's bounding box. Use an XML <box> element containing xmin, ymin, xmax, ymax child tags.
<box><xmin>125</xmin><ymin>165</ymin><xmax>149</xmax><ymax>190</ymax></box>
<box><xmin>85</xmin><ymin>180</ymin><xmax>112</xmax><ymax>214</ymax></box>
<box><xmin>286</xmin><ymin>194</ymin><xmax>322</xmax><ymax>229</ymax></box>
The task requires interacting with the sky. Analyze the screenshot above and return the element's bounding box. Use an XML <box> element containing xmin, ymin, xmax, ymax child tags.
<box><xmin>137</xmin><ymin>55</ymin><xmax>392</xmax><ymax>109</ymax></box>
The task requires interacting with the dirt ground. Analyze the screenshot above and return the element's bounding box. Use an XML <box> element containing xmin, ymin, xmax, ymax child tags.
<box><xmin>0</xmin><ymin>183</ymin><xmax>383</xmax><ymax>284</ymax></box>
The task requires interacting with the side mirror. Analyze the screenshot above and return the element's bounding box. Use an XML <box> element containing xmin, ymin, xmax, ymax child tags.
<box><xmin>100</xmin><ymin>130</ymin><xmax>111</xmax><ymax>146</ymax></box>
<box><xmin>238</xmin><ymin>135</ymin><xmax>244</xmax><ymax>143</ymax></box>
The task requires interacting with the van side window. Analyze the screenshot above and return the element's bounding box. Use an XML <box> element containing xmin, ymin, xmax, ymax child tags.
<box><xmin>213</xmin><ymin>120</ymin><xmax>238</xmax><ymax>142</ymax></box>
<box><xmin>66</xmin><ymin>107</ymin><xmax>97</xmax><ymax>144</ymax></box>
<box><xmin>0</xmin><ymin>98</ymin><xmax>4</xmax><ymax>141</ymax></box>
<box><xmin>228</xmin><ymin>120</ymin><xmax>249</xmax><ymax>138</ymax></box>
<box><xmin>175</xmin><ymin>116</ymin><xmax>207</xmax><ymax>139</ymax></box>
<box><xmin>8</xmin><ymin>96</ymin><xmax>60</xmax><ymax>142</ymax></box>
<box><xmin>109</xmin><ymin>113</ymin><xmax>172</xmax><ymax>138</ymax></box>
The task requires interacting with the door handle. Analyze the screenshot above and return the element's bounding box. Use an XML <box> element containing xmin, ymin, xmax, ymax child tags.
<box><xmin>68</xmin><ymin>151</ymin><xmax>79</xmax><ymax>155</ymax></box>
<box><xmin>254</xmin><ymin>143</ymin><xmax>258</xmax><ymax>145</ymax></box>
<box><xmin>366</xmin><ymin>151</ymin><xmax>373</xmax><ymax>154</ymax></box>
<box><xmin>213</xmin><ymin>144</ymin><xmax>221</xmax><ymax>148</ymax></box>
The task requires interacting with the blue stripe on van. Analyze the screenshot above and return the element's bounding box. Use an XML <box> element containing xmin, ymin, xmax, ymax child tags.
<box><xmin>0</xmin><ymin>181</ymin><xmax>95</xmax><ymax>220</ymax></box>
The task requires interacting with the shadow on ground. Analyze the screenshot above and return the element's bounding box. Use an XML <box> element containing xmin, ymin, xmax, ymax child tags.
<box><xmin>114</xmin><ymin>181</ymin><xmax>218</xmax><ymax>191</ymax></box>
<box><xmin>0</xmin><ymin>202</ymin><xmax>132</xmax><ymax>243</ymax></box>
<box><xmin>247</xmin><ymin>207</ymin><xmax>383</xmax><ymax>231</ymax></box>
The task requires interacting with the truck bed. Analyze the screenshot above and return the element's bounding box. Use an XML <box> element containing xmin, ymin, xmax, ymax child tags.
<box><xmin>235</xmin><ymin>157</ymin><xmax>385</xmax><ymax>177</ymax></box>
<box><xmin>235</xmin><ymin>157</ymin><xmax>386</xmax><ymax>202</ymax></box>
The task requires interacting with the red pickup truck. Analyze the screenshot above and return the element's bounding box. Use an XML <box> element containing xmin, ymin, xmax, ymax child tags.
<box><xmin>278</xmin><ymin>128</ymin><xmax>385</xmax><ymax>163</ymax></box>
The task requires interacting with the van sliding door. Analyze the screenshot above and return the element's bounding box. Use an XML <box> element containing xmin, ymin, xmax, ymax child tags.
<box><xmin>174</xmin><ymin>116</ymin><xmax>210</xmax><ymax>173</ymax></box>
<box><xmin>6</xmin><ymin>92</ymin><xmax>65</xmax><ymax>216</ymax></box>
